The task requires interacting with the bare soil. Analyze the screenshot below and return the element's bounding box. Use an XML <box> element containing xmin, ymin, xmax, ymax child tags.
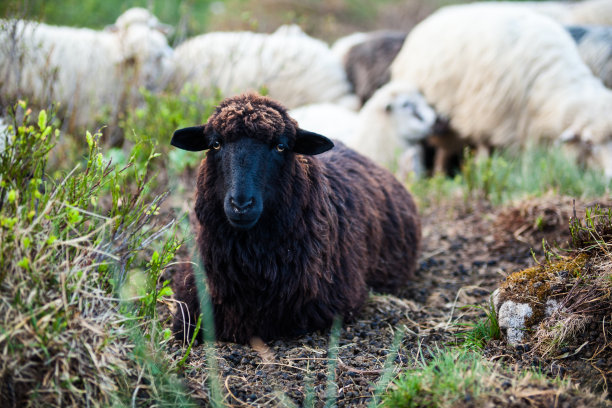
<box><xmin>165</xmin><ymin>195</ymin><xmax>612</xmax><ymax>407</ymax></box>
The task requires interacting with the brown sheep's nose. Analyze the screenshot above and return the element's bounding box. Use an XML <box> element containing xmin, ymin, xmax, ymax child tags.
<box><xmin>229</xmin><ymin>197</ymin><xmax>254</xmax><ymax>214</ymax></box>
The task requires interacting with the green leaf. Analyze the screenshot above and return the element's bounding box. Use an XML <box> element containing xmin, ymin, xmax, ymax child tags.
<box><xmin>151</xmin><ymin>251</ymin><xmax>160</xmax><ymax>265</ymax></box>
<box><xmin>86</xmin><ymin>131</ymin><xmax>93</xmax><ymax>149</ymax></box>
<box><xmin>163</xmin><ymin>328</ymin><xmax>172</xmax><ymax>340</ymax></box>
<box><xmin>67</xmin><ymin>208</ymin><xmax>83</xmax><ymax>225</ymax></box>
<box><xmin>38</xmin><ymin>110</ymin><xmax>47</xmax><ymax>130</ymax></box>
<box><xmin>18</xmin><ymin>257</ymin><xmax>30</xmax><ymax>270</ymax></box>
<box><xmin>158</xmin><ymin>286</ymin><xmax>173</xmax><ymax>298</ymax></box>
<box><xmin>41</xmin><ymin>126</ymin><xmax>52</xmax><ymax>140</ymax></box>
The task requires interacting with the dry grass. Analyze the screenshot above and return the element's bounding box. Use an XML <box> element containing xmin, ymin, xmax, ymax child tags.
<box><xmin>531</xmin><ymin>251</ymin><xmax>612</xmax><ymax>357</ymax></box>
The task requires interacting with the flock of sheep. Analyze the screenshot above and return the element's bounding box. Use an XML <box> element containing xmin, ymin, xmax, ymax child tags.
<box><xmin>2</xmin><ymin>0</ymin><xmax>612</xmax><ymax>343</ymax></box>
<box><xmin>324</xmin><ymin>0</ymin><xmax>612</xmax><ymax>180</ymax></box>
<box><xmin>2</xmin><ymin>0</ymin><xmax>612</xmax><ymax>177</ymax></box>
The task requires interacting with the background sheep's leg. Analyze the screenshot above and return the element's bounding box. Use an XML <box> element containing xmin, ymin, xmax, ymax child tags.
<box><xmin>476</xmin><ymin>142</ymin><xmax>491</xmax><ymax>161</ymax></box>
<box><xmin>427</xmin><ymin>130</ymin><xmax>466</xmax><ymax>175</ymax></box>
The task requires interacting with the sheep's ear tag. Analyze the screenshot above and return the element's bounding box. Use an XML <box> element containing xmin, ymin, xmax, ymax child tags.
<box><xmin>171</xmin><ymin>126</ymin><xmax>208</xmax><ymax>151</ymax></box>
<box><xmin>293</xmin><ymin>129</ymin><xmax>334</xmax><ymax>155</ymax></box>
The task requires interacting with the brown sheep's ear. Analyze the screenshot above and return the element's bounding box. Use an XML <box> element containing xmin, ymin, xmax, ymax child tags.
<box><xmin>171</xmin><ymin>126</ymin><xmax>208</xmax><ymax>151</ymax></box>
<box><xmin>293</xmin><ymin>129</ymin><xmax>334</xmax><ymax>155</ymax></box>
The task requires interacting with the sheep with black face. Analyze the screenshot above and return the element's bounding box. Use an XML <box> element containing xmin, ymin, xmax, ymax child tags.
<box><xmin>171</xmin><ymin>93</ymin><xmax>421</xmax><ymax>344</ymax></box>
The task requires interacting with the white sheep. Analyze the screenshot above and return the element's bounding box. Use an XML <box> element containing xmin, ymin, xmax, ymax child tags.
<box><xmin>567</xmin><ymin>25</ymin><xmax>612</xmax><ymax>89</ymax></box>
<box><xmin>391</xmin><ymin>2</ymin><xmax>612</xmax><ymax>178</ymax></box>
<box><xmin>0</xmin><ymin>8</ymin><xmax>173</xmax><ymax>138</ymax></box>
<box><xmin>289</xmin><ymin>102</ymin><xmax>359</xmax><ymax>143</ymax></box>
<box><xmin>500</xmin><ymin>0</ymin><xmax>612</xmax><ymax>26</ymax></box>
<box><xmin>111</xmin><ymin>7</ymin><xmax>172</xmax><ymax>33</ymax></box>
<box><xmin>290</xmin><ymin>81</ymin><xmax>436</xmax><ymax>175</ymax></box>
<box><xmin>168</xmin><ymin>25</ymin><xmax>359</xmax><ymax>110</ymax></box>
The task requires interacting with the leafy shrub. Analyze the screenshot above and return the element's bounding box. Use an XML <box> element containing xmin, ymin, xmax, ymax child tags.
<box><xmin>0</xmin><ymin>102</ymin><xmax>192</xmax><ymax>406</ymax></box>
<box><xmin>120</xmin><ymin>87</ymin><xmax>221</xmax><ymax>178</ymax></box>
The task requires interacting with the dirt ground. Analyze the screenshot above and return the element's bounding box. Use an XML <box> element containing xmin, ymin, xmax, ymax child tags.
<box><xmin>165</xmin><ymin>195</ymin><xmax>612</xmax><ymax>407</ymax></box>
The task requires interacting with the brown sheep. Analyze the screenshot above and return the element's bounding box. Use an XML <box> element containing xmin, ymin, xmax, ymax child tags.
<box><xmin>170</xmin><ymin>93</ymin><xmax>421</xmax><ymax>344</ymax></box>
<box><xmin>342</xmin><ymin>30</ymin><xmax>407</xmax><ymax>105</ymax></box>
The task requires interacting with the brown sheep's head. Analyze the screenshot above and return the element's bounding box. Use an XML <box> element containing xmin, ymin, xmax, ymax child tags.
<box><xmin>171</xmin><ymin>93</ymin><xmax>334</xmax><ymax>230</ymax></box>
<box><xmin>558</xmin><ymin>128</ymin><xmax>612</xmax><ymax>181</ymax></box>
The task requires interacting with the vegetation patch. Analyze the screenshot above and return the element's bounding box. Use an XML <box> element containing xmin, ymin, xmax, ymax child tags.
<box><xmin>454</xmin><ymin>302</ymin><xmax>501</xmax><ymax>351</ymax></box>
<box><xmin>531</xmin><ymin>208</ymin><xmax>612</xmax><ymax>362</ymax></box>
<box><xmin>382</xmin><ymin>347</ymin><xmax>604</xmax><ymax>408</ymax></box>
<box><xmin>407</xmin><ymin>147</ymin><xmax>612</xmax><ymax>210</ymax></box>
<box><xmin>0</xmin><ymin>104</ymin><xmax>191</xmax><ymax>406</ymax></box>
<box><xmin>498</xmin><ymin>253</ymin><xmax>588</xmax><ymax>304</ymax></box>
<box><xmin>491</xmin><ymin>205</ymin><xmax>612</xmax><ymax>394</ymax></box>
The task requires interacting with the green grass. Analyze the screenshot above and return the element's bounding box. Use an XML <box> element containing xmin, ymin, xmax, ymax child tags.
<box><xmin>188</xmin><ymin>241</ymin><xmax>226</xmax><ymax>407</ymax></box>
<box><xmin>368</xmin><ymin>327</ymin><xmax>406</xmax><ymax>408</ymax></box>
<box><xmin>381</xmin><ymin>347</ymin><xmax>569</xmax><ymax>408</ymax></box>
<box><xmin>454</xmin><ymin>301</ymin><xmax>502</xmax><ymax>351</ymax></box>
<box><xmin>382</xmin><ymin>348</ymin><xmax>487</xmax><ymax>408</ymax></box>
<box><xmin>120</xmin><ymin>87</ymin><xmax>221</xmax><ymax>178</ymax></box>
<box><xmin>0</xmin><ymin>0</ymin><xmax>214</xmax><ymax>41</ymax></box>
<box><xmin>465</xmin><ymin>147</ymin><xmax>611</xmax><ymax>203</ymax></box>
<box><xmin>408</xmin><ymin>146</ymin><xmax>612</xmax><ymax>209</ymax></box>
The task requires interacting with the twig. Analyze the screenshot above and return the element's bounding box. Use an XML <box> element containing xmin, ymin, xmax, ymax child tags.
<box><xmin>337</xmin><ymin>358</ymin><xmax>384</xmax><ymax>376</ymax></box>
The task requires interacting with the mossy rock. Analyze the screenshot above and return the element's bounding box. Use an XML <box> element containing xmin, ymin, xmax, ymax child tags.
<box><xmin>492</xmin><ymin>253</ymin><xmax>589</xmax><ymax>345</ymax></box>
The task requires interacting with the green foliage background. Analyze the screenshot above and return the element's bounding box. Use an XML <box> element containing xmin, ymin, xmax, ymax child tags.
<box><xmin>0</xmin><ymin>0</ymin><xmax>214</xmax><ymax>41</ymax></box>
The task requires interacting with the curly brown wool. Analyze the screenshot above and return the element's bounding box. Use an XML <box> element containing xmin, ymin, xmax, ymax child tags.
<box><xmin>207</xmin><ymin>93</ymin><xmax>294</xmax><ymax>143</ymax></box>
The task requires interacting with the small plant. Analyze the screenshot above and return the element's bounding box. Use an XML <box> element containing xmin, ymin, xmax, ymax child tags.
<box><xmin>527</xmin><ymin>204</ymin><xmax>612</xmax><ymax>361</ymax></box>
<box><xmin>121</xmin><ymin>86</ymin><xmax>221</xmax><ymax>176</ymax></box>
<box><xmin>461</xmin><ymin>148</ymin><xmax>511</xmax><ymax>204</ymax></box>
<box><xmin>381</xmin><ymin>347</ymin><xmax>580</xmax><ymax>408</ymax></box>
<box><xmin>454</xmin><ymin>301</ymin><xmax>501</xmax><ymax>350</ymax></box>
<box><xmin>405</xmin><ymin>172</ymin><xmax>463</xmax><ymax>210</ymax></box>
<box><xmin>181</xmin><ymin>231</ymin><xmax>226</xmax><ymax>407</ymax></box>
<box><xmin>569</xmin><ymin>204</ymin><xmax>612</xmax><ymax>252</ymax></box>
<box><xmin>324</xmin><ymin>317</ymin><xmax>342</xmax><ymax>408</ymax></box>
<box><xmin>368</xmin><ymin>327</ymin><xmax>406</xmax><ymax>408</ymax></box>
<box><xmin>407</xmin><ymin>144</ymin><xmax>611</xmax><ymax>210</ymax></box>
<box><xmin>382</xmin><ymin>348</ymin><xmax>488</xmax><ymax>408</ymax></box>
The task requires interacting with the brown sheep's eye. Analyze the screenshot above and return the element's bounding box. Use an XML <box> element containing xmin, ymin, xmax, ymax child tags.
<box><xmin>276</xmin><ymin>143</ymin><xmax>286</xmax><ymax>153</ymax></box>
<box><xmin>211</xmin><ymin>141</ymin><xmax>221</xmax><ymax>150</ymax></box>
